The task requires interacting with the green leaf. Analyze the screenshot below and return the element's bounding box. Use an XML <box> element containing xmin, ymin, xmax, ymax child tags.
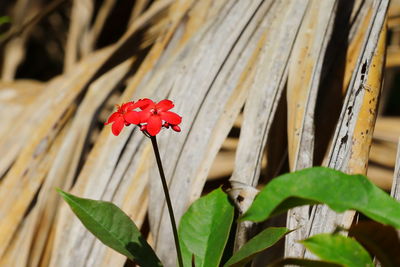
<box><xmin>57</xmin><ymin>189</ymin><xmax>162</xmax><ymax>267</ymax></box>
<box><xmin>179</xmin><ymin>188</ymin><xmax>235</xmax><ymax>267</ymax></box>
<box><xmin>224</xmin><ymin>227</ymin><xmax>291</xmax><ymax>267</ymax></box>
<box><xmin>269</xmin><ymin>258</ymin><xmax>342</xmax><ymax>267</ymax></box>
<box><xmin>0</xmin><ymin>16</ymin><xmax>10</xmax><ymax>26</ymax></box>
<box><xmin>241</xmin><ymin>167</ymin><xmax>400</xmax><ymax>228</ymax></box>
<box><xmin>301</xmin><ymin>234</ymin><xmax>374</xmax><ymax>267</ymax></box>
<box><xmin>349</xmin><ymin>221</ymin><xmax>400</xmax><ymax>266</ymax></box>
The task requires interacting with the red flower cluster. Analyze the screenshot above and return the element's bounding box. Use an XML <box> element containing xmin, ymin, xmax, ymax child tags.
<box><xmin>105</xmin><ymin>99</ymin><xmax>182</xmax><ymax>136</ymax></box>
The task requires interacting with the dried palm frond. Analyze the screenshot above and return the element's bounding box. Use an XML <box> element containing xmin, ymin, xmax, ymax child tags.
<box><xmin>0</xmin><ymin>0</ymin><xmax>399</xmax><ymax>266</ymax></box>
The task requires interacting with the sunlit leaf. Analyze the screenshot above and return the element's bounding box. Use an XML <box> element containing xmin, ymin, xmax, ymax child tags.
<box><xmin>301</xmin><ymin>234</ymin><xmax>373</xmax><ymax>267</ymax></box>
<box><xmin>179</xmin><ymin>188</ymin><xmax>235</xmax><ymax>267</ymax></box>
<box><xmin>57</xmin><ymin>189</ymin><xmax>162</xmax><ymax>267</ymax></box>
<box><xmin>241</xmin><ymin>167</ymin><xmax>400</xmax><ymax>229</ymax></box>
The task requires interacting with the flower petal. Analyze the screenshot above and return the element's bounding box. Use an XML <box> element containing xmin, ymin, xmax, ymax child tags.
<box><xmin>111</xmin><ymin>117</ymin><xmax>125</xmax><ymax>136</ymax></box>
<box><xmin>146</xmin><ymin>115</ymin><xmax>162</xmax><ymax>136</ymax></box>
<box><xmin>105</xmin><ymin>112</ymin><xmax>121</xmax><ymax>125</ymax></box>
<box><xmin>156</xmin><ymin>99</ymin><xmax>174</xmax><ymax>112</ymax></box>
<box><xmin>135</xmin><ymin>98</ymin><xmax>154</xmax><ymax>110</ymax></box>
<box><xmin>160</xmin><ymin>111</ymin><xmax>182</xmax><ymax>125</ymax></box>
<box><xmin>121</xmin><ymin>102</ymin><xmax>135</xmax><ymax>112</ymax></box>
<box><xmin>139</xmin><ymin>108</ymin><xmax>152</xmax><ymax>123</ymax></box>
<box><xmin>124</xmin><ymin>111</ymin><xmax>140</xmax><ymax>124</ymax></box>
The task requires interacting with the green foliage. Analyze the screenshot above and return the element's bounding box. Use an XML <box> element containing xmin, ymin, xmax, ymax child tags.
<box><xmin>178</xmin><ymin>188</ymin><xmax>235</xmax><ymax>267</ymax></box>
<box><xmin>224</xmin><ymin>227</ymin><xmax>291</xmax><ymax>267</ymax></box>
<box><xmin>270</xmin><ymin>258</ymin><xmax>342</xmax><ymax>267</ymax></box>
<box><xmin>349</xmin><ymin>222</ymin><xmax>400</xmax><ymax>266</ymax></box>
<box><xmin>0</xmin><ymin>16</ymin><xmax>10</xmax><ymax>26</ymax></box>
<box><xmin>301</xmin><ymin>234</ymin><xmax>374</xmax><ymax>267</ymax></box>
<box><xmin>241</xmin><ymin>167</ymin><xmax>400</xmax><ymax>229</ymax></box>
<box><xmin>57</xmin><ymin>189</ymin><xmax>162</xmax><ymax>267</ymax></box>
<box><xmin>57</xmin><ymin>166</ymin><xmax>400</xmax><ymax>267</ymax></box>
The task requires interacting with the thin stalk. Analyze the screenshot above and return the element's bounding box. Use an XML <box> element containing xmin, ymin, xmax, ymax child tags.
<box><xmin>150</xmin><ymin>136</ymin><xmax>184</xmax><ymax>267</ymax></box>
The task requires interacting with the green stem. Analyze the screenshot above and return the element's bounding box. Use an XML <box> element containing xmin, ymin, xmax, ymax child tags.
<box><xmin>150</xmin><ymin>136</ymin><xmax>184</xmax><ymax>267</ymax></box>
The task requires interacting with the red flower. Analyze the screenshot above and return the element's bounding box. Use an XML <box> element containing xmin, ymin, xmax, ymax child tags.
<box><xmin>104</xmin><ymin>102</ymin><xmax>141</xmax><ymax>136</ymax></box>
<box><xmin>105</xmin><ymin>99</ymin><xmax>182</xmax><ymax>136</ymax></box>
<box><xmin>139</xmin><ymin>99</ymin><xmax>182</xmax><ymax>136</ymax></box>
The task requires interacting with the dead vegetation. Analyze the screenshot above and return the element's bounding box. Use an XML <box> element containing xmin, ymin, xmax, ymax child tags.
<box><xmin>0</xmin><ymin>0</ymin><xmax>399</xmax><ymax>266</ymax></box>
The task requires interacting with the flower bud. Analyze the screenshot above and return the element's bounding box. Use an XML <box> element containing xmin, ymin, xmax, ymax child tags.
<box><xmin>172</xmin><ymin>125</ymin><xmax>181</xmax><ymax>132</ymax></box>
